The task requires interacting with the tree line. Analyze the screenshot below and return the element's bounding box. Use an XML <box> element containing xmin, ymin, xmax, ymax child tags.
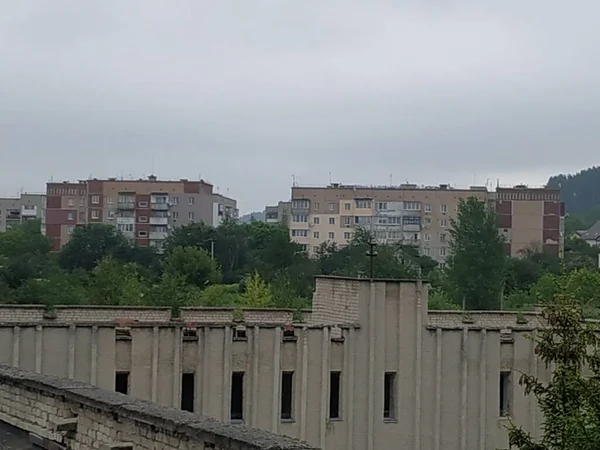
<box><xmin>0</xmin><ymin>197</ymin><xmax>599</xmax><ymax>314</ymax></box>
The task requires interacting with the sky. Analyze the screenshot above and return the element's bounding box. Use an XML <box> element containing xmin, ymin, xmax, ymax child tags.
<box><xmin>1</xmin><ymin>1</ymin><xmax>599</xmax><ymax>213</ymax></box>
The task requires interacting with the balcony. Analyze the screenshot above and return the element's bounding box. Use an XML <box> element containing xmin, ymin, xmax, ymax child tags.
<box><xmin>402</xmin><ymin>224</ymin><xmax>421</xmax><ymax>232</ymax></box>
<box><xmin>117</xmin><ymin>201</ymin><xmax>135</xmax><ymax>210</ymax></box>
<box><xmin>149</xmin><ymin>217</ymin><xmax>168</xmax><ymax>225</ymax></box>
<box><xmin>21</xmin><ymin>206</ymin><xmax>38</xmax><ymax>217</ymax></box>
<box><xmin>151</xmin><ymin>203</ymin><xmax>169</xmax><ymax>211</ymax></box>
<box><xmin>149</xmin><ymin>231</ymin><xmax>168</xmax><ymax>240</ymax></box>
<box><xmin>116</xmin><ymin>217</ymin><xmax>135</xmax><ymax>225</ymax></box>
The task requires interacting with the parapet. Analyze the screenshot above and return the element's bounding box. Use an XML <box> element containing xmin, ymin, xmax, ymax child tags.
<box><xmin>0</xmin><ymin>364</ymin><xmax>317</xmax><ymax>450</ymax></box>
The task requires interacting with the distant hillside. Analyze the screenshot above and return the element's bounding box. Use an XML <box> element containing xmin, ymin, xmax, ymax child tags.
<box><xmin>239</xmin><ymin>211</ymin><xmax>265</xmax><ymax>223</ymax></box>
<box><xmin>547</xmin><ymin>166</ymin><xmax>600</xmax><ymax>214</ymax></box>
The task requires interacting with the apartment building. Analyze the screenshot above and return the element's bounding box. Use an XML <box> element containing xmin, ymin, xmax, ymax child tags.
<box><xmin>289</xmin><ymin>183</ymin><xmax>565</xmax><ymax>262</ymax></box>
<box><xmin>212</xmin><ymin>194</ymin><xmax>239</xmax><ymax>226</ymax></box>
<box><xmin>0</xmin><ymin>193</ymin><xmax>46</xmax><ymax>232</ymax></box>
<box><xmin>289</xmin><ymin>183</ymin><xmax>488</xmax><ymax>263</ymax></box>
<box><xmin>0</xmin><ymin>276</ymin><xmax>546</xmax><ymax>450</ymax></box>
<box><xmin>265</xmin><ymin>201</ymin><xmax>291</xmax><ymax>224</ymax></box>
<box><xmin>494</xmin><ymin>185</ymin><xmax>565</xmax><ymax>257</ymax></box>
<box><xmin>45</xmin><ymin>176</ymin><xmax>237</xmax><ymax>250</ymax></box>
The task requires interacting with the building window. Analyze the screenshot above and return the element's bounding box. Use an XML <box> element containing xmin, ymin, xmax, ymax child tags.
<box><xmin>440</xmin><ymin>219</ymin><xmax>447</xmax><ymax>227</ymax></box>
<box><xmin>313</xmin><ymin>217</ymin><xmax>320</xmax><ymax>225</ymax></box>
<box><xmin>423</xmin><ymin>247</ymin><xmax>431</xmax><ymax>256</ymax></box>
<box><xmin>313</xmin><ymin>202</ymin><xmax>319</xmax><ymax>210</ymax></box>
<box><xmin>293</xmin><ymin>215</ymin><xmax>308</xmax><ymax>223</ymax></box>
<box><xmin>139</xmin><ymin>216</ymin><xmax>148</xmax><ymax>223</ymax></box>
<box><xmin>344</xmin><ymin>202</ymin><xmax>351</xmax><ymax>210</ymax></box>
<box><xmin>377</xmin><ymin>202</ymin><xmax>387</xmax><ymax>210</ymax></box>
<box><xmin>188</xmin><ymin>197</ymin><xmax>195</xmax><ymax>205</ymax></box>
<box><xmin>106</xmin><ymin>196</ymin><xmax>114</xmax><ymax>204</ymax></box>
<box><xmin>291</xmin><ymin>229</ymin><xmax>308</xmax><ymax>237</ymax></box>
<box><xmin>91</xmin><ymin>210</ymin><xmax>100</xmax><ymax>220</ymax></box>
<box><xmin>355</xmin><ymin>200</ymin><xmax>371</xmax><ymax>209</ymax></box>
<box><xmin>292</xmin><ymin>200</ymin><xmax>309</xmax><ymax>209</ymax></box>
<box><xmin>440</xmin><ymin>204</ymin><xmax>447</xmax><ymax>213</ymax></box>
<box><xmin>329</xmin><ymin>217</ymin><xmax>335</xmax><ymax>225</ymax></box>
<box><xmin>440</xmin><ymin>233</ymin><xmax>447</xmax><ymax>243</ymax></box>
<box><xmin>138</xmin><ymin>230</ymin><xmax>148</xmax><ymax>237</ymax></box>
<box><xmin>67</xmin><ymin>212</ymin><xmax>74</xmax><ymax>221</ymax></box>
<box><xmin>344</xmin><ymin>232</ymin><xmax>351</xmax><ymax>240</ymax></box>
<box><xmin>118</xmin><ymin>224</ymin><xmax>134</xmax><ymax>233</ymax></box>
<box><xmin>115</xmin><ymin>372</ymin><xmax>129</xmax><ymax>395</ymax></box>
<box><xmin>344</xmin><ymin>217</ymin><xmax>352</xmax><ymax>225</ymax></box>
<box><xmin>281</xmin><ymin>372</ymin><xmax>294</xmax><ymax>420</ymax></box>
<box><xmin>67</xmin><ymin>226</ymin><xmax>75</xmax><ymax>235</ymax></box>
<box><xmin>231</xmin><ymin>372</ymin><xmax>244</xmax><ymax>422</ymax></box>
<box><xmin>404</xmin><ymin>201</ymin><xmax>420</xmax><ymax>211</ymax></box>
<box><xmin>384</xmin><ymin>372</ymin><xmax>396</xmax><ymax>420</ymax></box>
<box><xmin>91</xmin><ymin>195</ymin><xmax>100</xmax><ymax>204</ymax></box>
<box><xmin>328</xmin><ymin>203</ymin><xmax>335</xmax><ymax>212</ymax></box>
<box><xmin>172</xmin><ymin>212</ymin><xmax>179</xmax><ymax>219</ymax></box>
<box><xmin>138</xmin><ymin>201</ymin><xmax>148</xmax><ymax>208</ymax></box>
<box><xmin>499</xmin><ymin>371</ymin><xmax>511</xmax><ymax>417</ymax></box>
<box><xmin>172</xmin><ymin>196</ymin><xmax>178</xmax><ymax>205</ymax></box>
<box><xmin>67</xmin><ymin>198</ymin><xmax>74</xmax><ymax>207</ymax></box>
<box><xmin>424</xmin><ymin>218</ymin><xmax>431</xmax><ymax>227</ymax></box>
<box><xmin>107</xmin><ymin>210</ymin><xmax>115</xmax><ymax>219</ymax></box>
<box><xmin>424</xmin><ymin>233</ymin><xmax>431</xmax><ymax>241</ymax></box>
<box><xmin>424</xmin><ymin>204</ymin><xmax>431</xmax><ymax>213</ymax></box>
<box><xmin>181</xmin><ymin>373</ymin><xmax>195</xmax><ymax>412</ymax></box>
<box><xmin>189</xmin><ymin>212</ymin><xmax>194</xmax><ymax>220</ymax></box>
<box><xmin>439</xmin><ymin>247</ymin><xmax>446</xmax><ymax>257</ymax></box>
<box><xmin>328</xmin><ymin>232</ymin><xmax>335</xmax><ymax>239</ymax></box>
<box><xmin>299</xmin><ymin>244</ymin><xmax>309</xmax><ymax>252</ymax></box>
<box><xmin>329</xmin><ymin>372</ymin><xmax>341</xmax><ymax>419</ymax></box>
<box><xmin>313</xmin><ymin>231</ymin><xmax>320</xmax><ymax>239</ymax></box>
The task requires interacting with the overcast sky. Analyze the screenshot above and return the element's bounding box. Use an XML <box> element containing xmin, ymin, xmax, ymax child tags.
<box><xmin>1</xmin><ymin>1</ymin><xmax>599</xmax><ymax>213</ymax></box>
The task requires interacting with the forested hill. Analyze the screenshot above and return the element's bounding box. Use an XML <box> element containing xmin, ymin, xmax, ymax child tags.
<box><xmin>547</xmin><ymin>166</ymin><xmax>600</xmax><ymax>214</ymax></box>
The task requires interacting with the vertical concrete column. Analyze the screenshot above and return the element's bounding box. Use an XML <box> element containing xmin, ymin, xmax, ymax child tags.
<box><xmin>90</xmin><ymin>326</ymin><xmax>98</xmax><ymax>385</ymax></box>
<box><xmin>151</xmin><ymin>326</ymin><xmax>159</xmax><ymax>403</ymax></box>
<box><xmin>68</xmin><ymin>325</ymin><xmax>76</xmax><ymax>379</ymax></box>
<box><xmin>414</xmin><ymin>281</ymin><xmax>423</xmax><ymax>450</ymax></box>
<box><xmin>530</xmin><ymin>330</ymin><xmax>538</xmax><ymax>438</ymax></box>
<box><xmin>367</xmin><ymin>283</ymin><xmax>376</xmax><ymax>450</ymax></box>
<box><xmin>319</xmin><ymin>327</ymin><xmax>330</xmax><ymax>449</ymax></box>
<box><xmin>195</xmin><ymin>327</ymin><xmax>204</xmax><ymax>414</ymax></box>
<box><xmin>271</xmin><ymin>327</ymin><xmax>282</xmax><ymax>433</ymax></box>
<box><xmin>345</xmin><ymin>327</ymin><xmax>355</xmax><ymax>450</ymax></box>
<box><xmin>12</xmin><ymin>326</ymin><xmax>20</xmax><ymax>368</ymax></box>
<box><xmin>202</xmin><ymin>327</ymin><xmax>211</xmax><ymax>416</ymax></box>
<box><xmin>251</xmin><ymin>326</ymin><xmax>260</xmax><ymax>427</ymax></box>
<box><xmin>222</xmin><ymin>326</ymin><xmax>231</xmax><ymax>422</ymax></box>
<box><xmin>299</xmin><ymin>327</ymin><xmax>309</xmax><ymax>441</ymax></box>
<box><xmin>35</xmin><ymin>325</ymin><xmax>42</xmax><ymax>373</ymax></box>
<box><xmin>172</xmin><ymin>326</ymin><xmax>181</xmax><ymax>408</ymax></box>
<box><xmin>434</xmin><ymin>328</ymin><xmax>442</xmax><ymax>450</ymax></box>
<box><xmin>460</xmin><ymin>328</ymin><xmax>468</xmax><ymax>450</ymax></box>
<box><xmin>479</xmin><ymin>330</ymin><xmax>487</xmax><ymax>450</ymax></box>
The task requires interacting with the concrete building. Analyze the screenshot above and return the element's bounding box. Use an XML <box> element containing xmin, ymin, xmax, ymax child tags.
<box><xmin>290</xmin><ymin>183</ymin><xmax>565</xmax><ymax>262</ymax></box>
<box><xmin>0</xmin><ymin>276</ymin><xmax>545</xmax><ymax>450</ymax></box>
<box><xmin>494</xmin><ymin>186</ymin><xmax>565</xmax><ymax>257</ymax></box>
<box><xmin>265</xmin><ymin>201</ymin><xmax>291</xmax><ymax>224</ymax></box>
<box><xmin>45</xmin><ymin>176</ymin><xmax>237</xmax><ymax>251</ymax></box>
<box><xmin>0</xmin><ymin>193</ymin><xmax>46</xmax><ymax>232</ymax></box>
<box><xmin>213</xmin><ymin>193</ymin><xmax>240</xmax><ymax>226</ymax></box>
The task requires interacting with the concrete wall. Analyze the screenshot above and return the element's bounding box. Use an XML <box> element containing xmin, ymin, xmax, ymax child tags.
<box><xmin>0</xmin><ymin>277</ymin><xmax>546</xmax><ymax>450</ymax></box>
<box><xmin>0</xmin><ymin>364</ymin><xmax>316</xmax><ymax>450</ymax></box>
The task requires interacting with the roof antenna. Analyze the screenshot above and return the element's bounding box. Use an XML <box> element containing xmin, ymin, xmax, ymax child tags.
<box><xmin>329</xmin><ymin>172</ymin><xmax>332</xmax><ymax>184</ymax></box>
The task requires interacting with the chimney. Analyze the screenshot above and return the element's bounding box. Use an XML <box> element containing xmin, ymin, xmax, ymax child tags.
<box><xmin>148</xmin><ymin>175</ymin><xmax>157</xmax><ymax>182</ymax></box>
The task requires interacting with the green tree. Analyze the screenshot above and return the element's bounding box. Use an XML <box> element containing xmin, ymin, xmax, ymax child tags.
<box><xmin>446</xmin><ymin>197</ymin><xmax>506</xmax><ymax>310</ymax></box>
<box><xmin>507</xmin><ymin>287</ymin><xmax>600</xmax><ymax>449</ymax></box>
<box><xmin>241</xmin><ymin>272</ymin><xmax>273</xmax><ymax>307</ymax></box>
<box><xmin>89</xmin><ymin>257</ymin><xmax>147</xmax><ymax>305</ymax></box>
<box><xmin>198</xmin><ymin>284</ymin><xmax>241</xmax><ymax>306</ymax></box>
<box><xmin>163</xmin><ymin>246</ymin><xmax>222</xmax><ymax>288</ymax></box>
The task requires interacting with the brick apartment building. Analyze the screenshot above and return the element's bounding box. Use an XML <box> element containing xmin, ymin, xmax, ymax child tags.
<box><xmin>288</xmin><ymin>183</ymin><xmax>565</xmax><ymax>263</ymax></box>
<box><xmin>45</xmin><ymin>176</ymin><xmax>238</xmax><ymax>251</ymax></box>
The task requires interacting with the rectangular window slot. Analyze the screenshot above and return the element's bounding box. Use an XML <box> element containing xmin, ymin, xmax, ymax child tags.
<box><xmin>115</xmin><ymin>372</ymin><xmax>130</xmax><ymax>395</ymax></box>
<box><xmin>183</xmin><ymin>328</ymin><xmax>198</xmax><ymax>341</ymax></box>
<box><xmin>281</xmin><ymin>372</ymin><xmax>294</xmax><ymax>420</ymax></box>
<box><xmin>282</xmin><ymin>328</ymin><xmax>297</xmax><ymax>342</ymax></box>
<box><xmin>384</xmin><ymin>372</ymin><xmax>396</xmax><ymax>420</ymax></box>
<box><xmin>500</xmin><ymin>371</ymin><xmax>511</xmax><ymax>417</ymax></box>
<box><xmin>115</xmin><ymin>328</ymin><xmax>132</xmax><ymax>341</ymax></box>
<box><xmin>231</xmin><ymin>372</ymin><xmax>244</xmax><ymax>422</ymax></box>
<box><xmin>233</xmin><ymin>327</ymin><xmax>247</xmax><ymax>341</ymax></box>
<box><xmin>181</xmin><ymin>373</ymin><xmax>195</xmax><ymax>412</ymax></box>
<box><xmin>329</xmin><ymin>371</ymin><xmax>341</xmax><ymax>419</ymax></box>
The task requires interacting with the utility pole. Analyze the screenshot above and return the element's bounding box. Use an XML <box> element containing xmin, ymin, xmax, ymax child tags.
<box><xmin>366</xmin><ymin>240</ymin><xmax>378</xmax><ymax>281</ymax></box>
<box><xmin>210</xmin><ymin>239</ymin><xmax>215</xmax><ymax>261</ymax></box>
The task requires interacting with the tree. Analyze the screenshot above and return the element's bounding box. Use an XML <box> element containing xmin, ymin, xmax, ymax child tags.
<box><xmin>163</xmin><ymin>246</ymin><xmax>222</xmax><ymax>288</ymax></box>
<box><xmin>446</xmin><ymin>197</ymin><xmax>506</xmax><ymax>310</ymax></box>
<box><xmin>240</xmin><ymin>272</ymin><xmax>273</xmax><ymax>307</ymax></box>
<box><xmin>90</xmin><ymin>257</ymin><xmax>147</xmax><ymax>305</ymax></box>
<box><xmin>507</xmin><ymin>285</ymin><xmax>600</xmax><ymax>449</ymax></box>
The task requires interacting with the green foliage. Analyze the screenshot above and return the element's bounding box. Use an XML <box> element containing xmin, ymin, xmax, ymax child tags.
<box><xmin>163</xmin><ymin>246</ymin><xmax>222</xmax><ymax>288</ymax></box>
<box><xmin>446</xmin><ymin>197</ymin><xmax>507</xmax><ymax>310</ymax></box>
<box><xmin>547</xmin><ymin>166</ymin><xmax>600</xmax><ymax>214</ymax></box>
<box><xmin>507</xmin><ymin>284</ymin><xmax>600</xmax><ymax>449</ymax></box>
<box><xmin>198</xmin><ymin>284</ymin><xmax>241</xmax><ymax>306</ymax></box>
<box><xmin>241</xmin><ymin>272</ymin><xmax>273</xmax><ymax>307</ymax></box>
<box><xmin>428</xmin><ymin>288</ymin><xmax>460</xmax><ymax>310</ymax></box>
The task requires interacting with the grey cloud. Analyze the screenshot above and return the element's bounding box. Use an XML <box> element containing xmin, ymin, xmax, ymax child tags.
<box><xmin>1</xmin><ymin>0</ymin><xmax>599</xmax><ymax>211</ymax></box>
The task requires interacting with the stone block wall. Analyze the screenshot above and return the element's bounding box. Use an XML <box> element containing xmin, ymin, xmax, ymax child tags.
<box><xmin>309</xmin><ymin>276</ymin><xmax>361</xmax><ymax>325</ymax></box>
<box><xmin>0</xmin><ymin>364</ymin><xmax>317</xmax><ymax>450</ymax></box>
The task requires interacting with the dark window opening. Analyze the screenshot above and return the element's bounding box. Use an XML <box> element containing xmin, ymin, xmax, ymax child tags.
<box><xmin>115</xmin><ymin>327</ymin><xmax>132</xmax><ymax>341</ymax></box>
<box><xmin>181</xmin><ymin>373</ymin><xmax>195</xmax><ymax>412</ymax></box>
<box><xmin>183</xmin><ymin>328</ymin><xmax>198</xmax><ymax>341</ymax></box>
<box><xmin>115</xmin><ymin>372</ymin><xmax>129</xmax><ymax>395</ymax></box>
<box><xmin>500</xmin><ymin>371</ymin><xmax>511</xmax><ymax>417</ymax></box>
<box><xmin>329</xmin><ymin>371</ymin><xmax>341</xmax><ymax>419</ymax></box>
<box><xmin>281</xmin><ymin>372</ymin><xmax>294</xmax><ymax>420</ymax></box>
<box><xmin>384</xmin><ymin>372</ymin><xmax>396</xmax><ymax>419</ymax></box>
<box><xmin>233</xmin><ymin>327</ymin><xmax>247</xmax><ymax>341</ymax></box>
<box><xmin>282</xmin><ymin>328</ymin><xmax>297</xmax><ymax>341</ymax></box>
<box><xmin>231</xmin><ymin>372</ymin><xmax>244</xmax><ymax>421</ymax></box>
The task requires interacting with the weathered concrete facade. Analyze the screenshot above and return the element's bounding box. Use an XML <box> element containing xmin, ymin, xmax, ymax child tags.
<box><xmin>0</xmin><ymin>364</ymin><xmax>315</xmax><ymax>450</ymax></box>
<box><xmin>0</xmin><ymin>276</ymin><xmax>547</xmax><ymax>450</ymax></box>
